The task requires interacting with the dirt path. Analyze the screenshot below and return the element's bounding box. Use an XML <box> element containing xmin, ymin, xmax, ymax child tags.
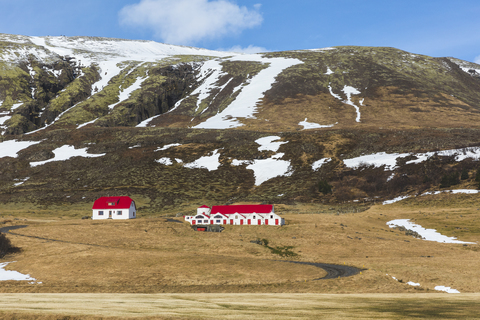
<box><xmin>280</xmin><ymin>260</ymin><xmax>364</xmax><ymax>279</ymax></box>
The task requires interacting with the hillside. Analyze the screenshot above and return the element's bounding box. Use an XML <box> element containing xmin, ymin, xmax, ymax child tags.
<box><xmin>1</xmin><ymin>34</ymin><xmax>480</xmax><ymax>211</ymax></box>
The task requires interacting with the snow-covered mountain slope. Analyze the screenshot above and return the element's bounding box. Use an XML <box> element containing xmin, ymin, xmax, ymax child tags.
<box><xmin>2</xmin><ymin>34</ymin><xmax>480</xmax><ymax>136</ymax></box>
<box><xmin>2</xmin><ymin>34</ymin><xmax>480</xmax><ymax>209</ymax></box>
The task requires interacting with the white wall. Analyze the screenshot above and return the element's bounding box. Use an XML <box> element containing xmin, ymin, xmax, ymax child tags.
<box><xmin>92</xmin><ymin>201</ymin><xmax>136</xmax><ymax>220</ymax></box>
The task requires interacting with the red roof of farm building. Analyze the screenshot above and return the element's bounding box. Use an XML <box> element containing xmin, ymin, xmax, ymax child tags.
<box><xmin>210</xmin><ymin>204</ymin><xmax>273</xmax><ymax>215</ymax></box>
<box><xmin>198</xmin><ymin>205</ymin><xmax>210</xmax><ymax>208</ymax></box>
<box><xmin>92</xmin><ymin>196</ymin><xmax>135</xmax><ymax>209</ymax></box>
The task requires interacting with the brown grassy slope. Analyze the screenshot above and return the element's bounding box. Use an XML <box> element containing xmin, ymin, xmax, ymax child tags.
<box><xmin>1</xmin><ymin>193</ymin><xmax>479</xmax><ymax>294</ymax></box>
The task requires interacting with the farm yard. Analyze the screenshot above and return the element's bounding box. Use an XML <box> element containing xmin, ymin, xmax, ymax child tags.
<box><xmin>0</xmin><ymin>193</ymin><xmax>479</xmax><ymax>318</ymax></box>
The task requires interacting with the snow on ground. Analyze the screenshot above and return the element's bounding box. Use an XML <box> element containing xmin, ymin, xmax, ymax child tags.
<box><xmin>189</xmin><ymin>60</ymin><xmax>226</xmax><ymax>112</ymax></box>
<box><xmin>382</xmin><ymin>189</ymin><xmax>480</xmax><ymax>205</ymax></box>
<box><xmin>343</xmin><ymin>147</ymin><xmax>480</xmax><ymax>172</ymax></box>
<box><xmin>387</xmin><ymin>219</ymin><xmax>476</xmax><ymax>244</ymax></box>
<box><xmin>255</xmin><ymin>136</ymin><xmax>286</xmax><ymax>152</ymax></box>
<box><xmin>344</xmin><ymin>152</ymin><xmax>409</xmax><ymax>171</ymax></box>
<box><xmin>382</xmin><ymin>195</ymin><xmax>411</xmax><ymax>205</ymax></box>
<box><xmin>232</xmin><ymin>154</ymin><xmax>293</xmax><ymax>186</ymax></box>
<box><xmin>0</xmin><ymin>262</ymin><xmax>36</xmax><ymax>282</ymax></box>
<box><xmin>299</xmin><ymin>118</ymin><xmax>336</xmax><ymax>130</ymax></box>
<box><xmin>107</xmin><ymin>76</ymin><xmax>146</xmax><ymax>110</ymax></box>
<box><xmin>10</xmin><ymin>103</ymin><xmax>23</xmax><ymax>111</ymax></box>
<box><xmin>312</xmin><ymin>158</ymin><xmax>332</xmax><ymax>171</ymax></box>
<box><xmin>328</xmin><ymin>84</ymin><xmax>363</xmax><ymax>122</ymax></box>
<box><xmin>156</xmin><ymin>157</ymin><xmax>173</xmax><ymax>166</ymax></box>
<box><xmin>184</xmin><ymin>149</ymin><xmax>222</xmax><ymax>171</ymax></box>
<box><xmin>231</xmin><ymin>136</ymin><xmax>293</xmax><ymax>186</ymax></box>
<box><xmin>30</xmin><ymin>145</ymin><xmax>105</xmax><ymax>167</ymax></box>
<box><xmin>324</xmin><ymin>67</ymin><xmax>334</xmax><ymax>75</ymax></box>
<box><xmin>435</xmin><ymin>286</ymin><xmax>461</xmax><ymax>293</ymax></box>
<box><xmin>387</xmin><ymin>274</ymin><xmax>459</xmax><ymax>293</ymax></box>
<box><xmin>342</xmin><ymin>86</ymin><xmax>362</xmax><ymax>122</ymax></box>
<box><xmin>155</xmin><ymin>143</ymin><xmax>182</xmax><ymax>151</ymax></box>
<box><xmin>0</xmin><ymin>140</ymin><xmax>42</xmax><ymax>158</ymax></box>
<box><xmin>13</xmin><ymin>177</ymin><xmax>30</xmax><ymax>187</ymax></box>
<box><xmin>194</xmin><ymin>55</ymin><xmax>303</xmax><ymax>129</ymax></box>
<box><xmin>76</xmin><ymin>118</ymin><xmax>97</xmax><ymax>129</ymax></box>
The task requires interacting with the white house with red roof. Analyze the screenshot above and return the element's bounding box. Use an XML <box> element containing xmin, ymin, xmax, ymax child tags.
<box><xmin>92</xmin><ymin>196</ymin><xmax>136</xmax><ymax>220</ymax></box>
<box><xmin>184</xmin><ymin>204</ymin><xmax>284</xmax><ymax>226</ymax></box>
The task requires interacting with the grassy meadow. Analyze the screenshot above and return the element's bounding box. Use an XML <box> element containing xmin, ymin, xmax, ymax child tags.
<box><xmin>0</xmin><ymin>192</ymin><xmax>479</xmax><ymax>318</ymax></box>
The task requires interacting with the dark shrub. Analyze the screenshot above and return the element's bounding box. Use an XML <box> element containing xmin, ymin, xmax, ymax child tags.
<box><xmin>318</xmin><ymin>180</ymin><xmax>333</xmax><ymax>195</ymax></box>
<box><xmin>0</xmin><ymin>232</ymin><xmax>20</xmax><ymax>258</ymax></box>
<box><xmin>440</xmin><ymin>172</ymin><xmax>460</xmax><ymax>188</ymax></box>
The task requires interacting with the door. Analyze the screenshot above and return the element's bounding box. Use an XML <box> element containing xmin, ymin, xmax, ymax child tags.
<box><xmin>230</xmin><ymin>219</ymin><xmax>233</xmax><ymax>225</ymax></box>
<box><xmin>258</xmin><ymin>219</ymin><xmax>261</xmax><ymax>225</ymax></box>
<box><xmin>109</xmin><ymin>211</ymin><xmax>112</xmax><ymax>219</ymax></box>
<box><xmin>240</xmin><ymin>220</ymin><xmax>244</xmax><ymax>225</ymax></box>
<box><xmin>192</xmin><ymin>220</ymin><xmax>196</xmax><ymax>225</ymax></box>
<box><xmin>247</xmin><ymin>219</ymin><xmax>251</xmax><ymax>225</ymax></box>
<box><xmin>223</xmin><ymin>219</ymin><xmax>226</xmax><ymax>224</ymax></box>
<box><xmin>265</xmin><ymin>220</ymin><xmax>268</xmax><ymax>225</ymax></box>
<box><xmin>275</xmin><ymin>219</ymin><xmax>279</xmax><ymax>225</ymax></box>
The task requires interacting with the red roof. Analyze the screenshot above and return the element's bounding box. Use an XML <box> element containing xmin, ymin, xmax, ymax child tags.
<box><xmin>198</xmin><ymin>205</ymin><xmax>210</xmax><ymax>208</ymax></box>
<box><xmin>92</xmin><ymin>196</ymin><xmax>135</xmax><ymax>210</ymax></box>
<box><xmin>210</xmin><ymin>204</ymin><xmax>273</xmax><ymax>215</ymax></box>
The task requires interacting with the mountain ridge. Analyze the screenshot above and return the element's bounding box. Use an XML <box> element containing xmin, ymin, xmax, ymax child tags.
<box><xmin>1</xmin><ymin>34</ymin><xmax>480</xmax><ymax>212</ymax></box>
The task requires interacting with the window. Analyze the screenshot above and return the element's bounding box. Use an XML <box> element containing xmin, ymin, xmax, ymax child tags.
<box><xmin>117</xmin><ymin>211</ymin><xmax>122</xmax><ymax>215</ymax></box>
<box><xmin>197</xmin><ymin>220</ymin><xmax>202</xmax><ymax>224</ymax></box>
<box><xmin>108</xmin><ymin>202</ymin><xmax>115</xmax><ymax>206</ymax></box>
<box><xmin>195</xmin><ymin>215</ymin><xmax>204</xmax><ymax>219</ymax></box>
<box><xmin>204</xmin><ymin>220</ymin><xmax>208</xmax><ymax>223</ymax></box>
<box><xmin>270</xmin><ymin>215</ymin><xmax>273</xmax><ymax>219</ymax></box>
<box><xmin>214</xmin><ymin>215</ymin><xmax>223</xmax><ymax>219</ymax></box>
<box><xmin>216</xmin><ymin>220</ymin><xmax>221</xmax><ymax>223</ymax></box>
<box><xmin>99</xmin><ymin>211</ymin><xmax>104</xmax><ymax>216</ymax></box>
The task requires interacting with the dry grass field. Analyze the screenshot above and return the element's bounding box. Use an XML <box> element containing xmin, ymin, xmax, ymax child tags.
<box><xmin>0</xmin><ymin>192</ymin><xmax>479</xmax><ymax>318</ymax></box>
<box><xmin>0</xmin><ymin>293</ymin><xmax>480</xmax><ymax>319</ymax></box>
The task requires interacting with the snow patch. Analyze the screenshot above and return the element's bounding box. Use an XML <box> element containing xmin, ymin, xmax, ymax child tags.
<box><xmin>13</xmin><ymin>177</ymin><xmax>30</xmax><ymax>187</ymax></box>
<box><xmin>435</xmin><ymin>286</ymin><xmax>461</xmax><ymax>294</ymax></box>
<box><xmin>184</xmin><ymin>149</ymin><xmax>222</xmax><ymax>171</ymax></box>
<box><xmin>76</xmin><ymin>118</ymin><xmax>97</xmax><ymax>129</ymax></box>
<box><xmin>299</xmin><ymin>118</ymin><xmax>336</xmax><ymax>130</ymax></box>
<box><xmin>156</xmin><ymin>157</ymin><xmax>173</xmax><ymax>166</ymax></box>
<box><xmin>30</xmin><ymin>145</ymin><xmax>105</xmax><ymax>167</ymax></box>
<box><xmin>0</xmin><ymin>262</ymin><xmax>36</xmax><ymax>282</ymax></box>
<box><xmin>312</xmin><ymin>158</ymin><xmax>332</xmax><ymax>171</ymax></box>
<box><xmin>382</xmin><ymin>195</ymin><xmax>411</xmax><ymax>205</ymax></box>
<box><xmin>156</xmin><ymin>143</ymin><xmax>182</xmax><ymax>151</ymax></box>
<box><xmin>342</xmin><ymin>86</ymin><xmax>362</xmax><ymax>122</ymax></box>
<box><xmin>107</xmin><ymin>76</ymin><xmax>146</xmax><ymax>110</ymax></box>
<box><xmin>194</xmin><ymin>56</ymin><xmax>303</xmax><ymax>129</ymax></box>
<box><xmin>387</xmin><ymin>219</ymin><xmax>476</xmax><ymax>244</ymax></box>
<box><xmin>255</xmin><ymin>136</ymin><xmax>286</xmax><ymax>152</ymax></box>
<box><xmin>344</xmin><ymin>152</ymin><xmax>409</xmax><ymax>171</ymax></box>
<box><xmin>0</xmin><ymin>140</ymin><xmax>42</xmax><ymax>158</ymax></box>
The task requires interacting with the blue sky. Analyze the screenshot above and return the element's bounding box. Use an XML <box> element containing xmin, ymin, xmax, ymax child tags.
<box><xmin>0</xmin><ymin>0</ymin><xmax>479</xmax><ymax>62</ymax></box>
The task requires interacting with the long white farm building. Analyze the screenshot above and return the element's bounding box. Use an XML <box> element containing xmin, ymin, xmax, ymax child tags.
<box><xmin>185</xmin><ymin>204</ymin><xmax>284</xmax><ymax>226</ymax></box>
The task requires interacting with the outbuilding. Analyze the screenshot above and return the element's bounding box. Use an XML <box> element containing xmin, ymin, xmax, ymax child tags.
<box><xmin>92</xmin><ymin>196</ymin><xmax>136</xmax><ymax>220</ymax></box>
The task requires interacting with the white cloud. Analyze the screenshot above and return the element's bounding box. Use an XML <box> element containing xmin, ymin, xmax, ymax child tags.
<box><xmin>220</xmin><ymin>45</ymin><xmax>268</xmax><ymax>54</ymax></box>
<box><xmin>119</xmin><ymin>0</ymin><xmax>263</xmax><ymax>45</ymax></box>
